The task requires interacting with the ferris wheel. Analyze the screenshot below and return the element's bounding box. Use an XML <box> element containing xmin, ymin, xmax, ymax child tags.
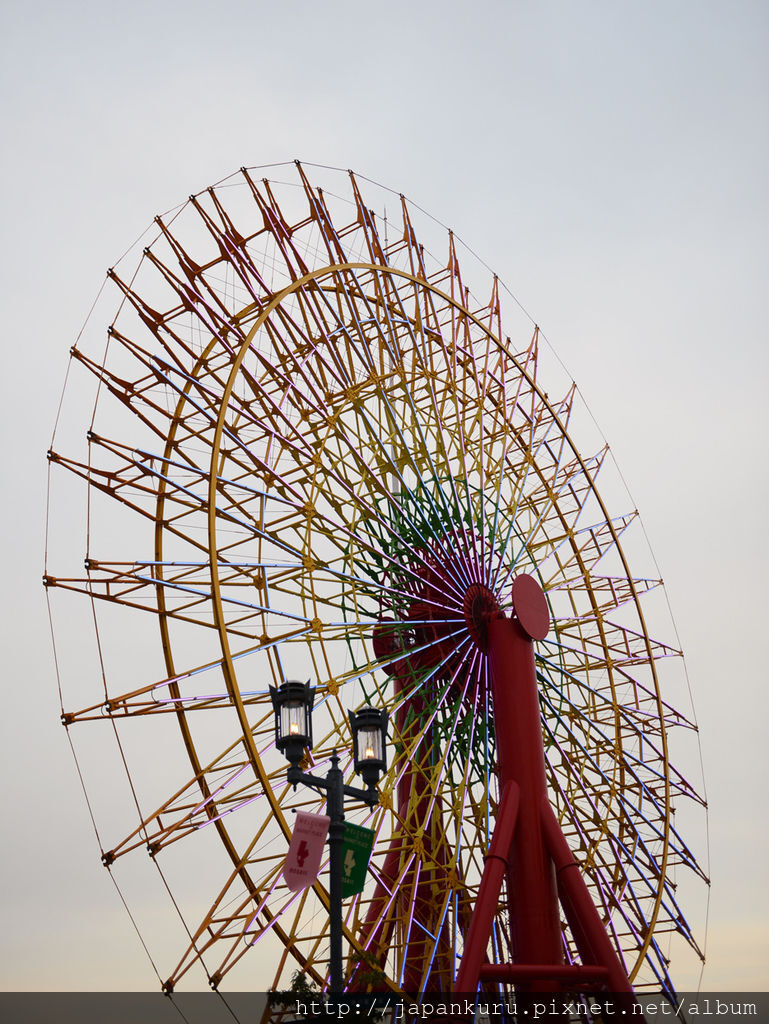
<box><xmin>45</xmin><ymin>161</ymin><xmax>708</xmax><ymax>1006</ymax></box>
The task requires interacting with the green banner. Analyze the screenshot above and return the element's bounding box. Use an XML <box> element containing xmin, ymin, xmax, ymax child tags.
<box><xmin>340</xmin><ymin>822</ymin><xmax>375</xmax><ymax>897</ymax></box>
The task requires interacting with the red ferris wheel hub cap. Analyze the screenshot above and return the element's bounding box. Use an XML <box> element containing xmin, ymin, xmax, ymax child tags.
<box><xmin>462</xmin><ymin>582</ymin><xmax>500</xmax><ymax>653</ymax></box>
<box><xmin>511</xmin><ymin>574</ymin><xmax>550</xmax><ymax>641</ymax></box>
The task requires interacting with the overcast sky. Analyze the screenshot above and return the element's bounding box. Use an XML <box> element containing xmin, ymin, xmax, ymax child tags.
<box><xmin>1</xmin><ymin>0</ymin><xmax>767</xmax><ymax>995</ymax></box>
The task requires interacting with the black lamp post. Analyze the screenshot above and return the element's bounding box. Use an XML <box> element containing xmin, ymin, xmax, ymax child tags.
<box><xmin>270</xmin><ymin>683</ymin><xmax>388</xmax><ymax>993</ymax></box>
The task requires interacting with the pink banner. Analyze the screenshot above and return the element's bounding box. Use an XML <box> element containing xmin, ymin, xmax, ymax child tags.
<box><xmin>283</xmin><ymin>811</ymin><xmax>330</xmax><ymax>892</ymax></box>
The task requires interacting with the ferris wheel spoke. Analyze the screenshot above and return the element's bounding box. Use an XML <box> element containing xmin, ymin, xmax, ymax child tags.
<box><xmin>76</xmin><ymin>431</ymin><xmax>303</xmax><ymax>573</ymax></box>
<box><xmin>501</xmin><ymin>435</ymin><xmax>601</xmax><ymax>585</ymax></box>
<box><xmin>69</xmin><ymin>341</ymin><xmax>193</xmax><ymax>442</ymax></box>
<box><xmin>540</xmin><ymin>692</ymin><xmax>701</xmax><ymax>925</ymax></box>
<box><xmin>319</xmin><ymin>330</ymin><xmax>473</xmax><ymax>572</ymax></box>
<box><xmin>279</xmin><ymin>273</ymin><xmax>375</xmax><ymax>380</ymax></box>
<box><xmin>538</xmin><ymin>653</ymin><xmax>702</xmax><ymax>817</ymax></box>
<box><xmin>63</xmin><ymin>676</ymin><xmax>271</xmax><ymax>721</ymax></box>
<box><xmin>292</xmin><ymin>276</ymin><xmax>493</xmax><ymax>587</ymax></box>
<box><xmin>542</xmin><ymin>727</ymin><xmax>668</xmax><ymax>954</ymax></box>
<box><xmin>203</xmin><ymin>476</ymin><xmax>468</xmax><ymax>616</ymax></box>
<box><xmin>107</xmin><ymin>321</ymin><xmax>233</xmax><ymax>411</ymax></box>
<box><xmin>413</xmin><ymin>646</ymin><xmax>483</xmax><ymax>828</ymax></box>
<box><xmin>549</xmin><ymin>572</ymin><xmax>663</xmax><ymax>625</ymax></box>
<box><xmin>536</xmin><ymin>509</ymin><xmax>639</xmax><ymax>592</ymax></box>
<box><xmin>214</xmin><ymin>404</ymin><xmax>476</xmax><ymax>602</ymax></box>
<box><xmin>156</xmin><ymin>210</ymin><xmax>263</xmax><ymax>315</ymax></box>
<box><xmin>74</xmin><ymin>557</ymin><xmax>313</xmax><ymax>630</ymax></box>
<box><xmin>466</xmin><ymin>330</ymin><xmax>493</xmax><ymax>516</ymax></box>
<box><xmin>522</xmin><ymin>441</ymin><xmax>610</xmax><ymax>554</ymax></box>
<box><xmin>340</xmin><ymin>424</ymin><xmax>477</xmax><ymax>595</ymax></box>
<box><xmin>163</xmin><ymin>779</ymin><xmax>352</xmax><ymax>990</ymax></box>
<box><xmin>478</xmin><ymin>375</ymin><xmax>531</xmax><ymax>581</ymax></box>
<box><xmin>102</xmin><ymin>752</ymin><xmax>268</xmax><ymax>863</ymax></box>
<box><xmin>486</xmin><ymin>398</ymin><xmax>576</xmax><ymax>591</ymax></box>
<box><xmin>374</xmin><ymin>275</ymin><xmax>485</xmax><ymax>575</ymax></box>
<box><xmin>49</xmin><ymin>443</ymin><xmax>184</xmax><ymax>532</ymax></box>
<box><xmin>260</xmin><ymin>299</ymin><xmax>359</xmax><ymax>397</ymax></box>
<box><xmin>289</xmin><ymin>273</ymin><xmax>381</xmax><ymax>385</ymax></box>
<box><xmin>599</xmin><ymin>826</ymin><xmax>702</xmax><ymax>964</ymax></box>
<box><xmin>555</xmin><ymin>619</ymin><xmax>681</xmax><ymax>676</ymax></box>
<box><xmin>490</xmin><ymin>404</ymin><xmax>593</xmax><ymax>594</ymax></box>
<box><xmin>138</xmin><ymin>255</ymin><xmax>246</xmax><ymax>362</ymax></box>
<box><xmin>168</xmin><ymin>866</ymin><xmax>316</xmax><ymax>991</ymax></box>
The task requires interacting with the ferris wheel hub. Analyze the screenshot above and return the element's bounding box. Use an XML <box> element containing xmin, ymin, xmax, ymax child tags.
<box><xmin>462</xmin><ymin>582</ymin><xmax>501</xmax><ymax>653</ymax></box>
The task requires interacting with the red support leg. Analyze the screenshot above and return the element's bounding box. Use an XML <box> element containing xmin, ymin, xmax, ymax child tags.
<box><xmin>486</xmin><ymin>610</ymin><xmax>564</xmax><ymax>982</ymax></box>
<box><xmin>541</xmin><ymin>801</ymin><xmax>633</xmax><ymax>994</ymax></box>
<box><xmin>455</xmin><ymin>780</ymin><xmax>520</xmax><ymax>991</ymax></box>
<box><xmin>455</xmin><ymin>574</ymin><xmax>641</xmax><ymax>1015</ymax></box>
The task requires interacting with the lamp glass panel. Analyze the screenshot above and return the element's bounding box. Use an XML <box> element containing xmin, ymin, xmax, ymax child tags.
<box><xmin>357</xmin><ymin>725</ymin><xmax>382</xmax><ymax>763</ymax></box>
<box><xmin>280</xmin><ymin>701</ymin><xmax>307</xmax><ymax>741</ymax></box>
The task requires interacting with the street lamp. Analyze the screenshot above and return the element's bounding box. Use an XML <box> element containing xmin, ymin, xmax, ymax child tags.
<box><xmin>349</xmin><ymin>706</ymin><xmax>388</xmax><ymax>792</ymax></box>
<box><xmin>270</xmin><ymin>682</ymin><xmax>388</xmax><ymax>993</ymax></box>
<box><xmin>269</xmin><ymin>679</ymin><xmax>315</xmax><ymax>767</ymax></box>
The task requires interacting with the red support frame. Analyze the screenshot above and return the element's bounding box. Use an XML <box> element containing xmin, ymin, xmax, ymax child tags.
<box><xmin>455</xmin><ymin>575</ymin><xmax>638</xmax><ymax>1007</ymax></box>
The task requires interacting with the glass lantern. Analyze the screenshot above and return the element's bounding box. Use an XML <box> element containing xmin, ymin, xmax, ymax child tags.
<box><xmin>348</xmin><ymin>706</ymin><xmax>388</xmax><ymax>788</ymax></box>
<box><xmin>270</xmin><ymin>680</ymin><xmax>315</xmax><ymax>766</ymax></box>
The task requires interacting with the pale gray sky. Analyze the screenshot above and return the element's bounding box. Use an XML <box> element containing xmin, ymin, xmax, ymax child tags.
<box><xmin>1</xmin><ymin>0</ymin><xmax>767</xmax><ymax>994</ymax></box>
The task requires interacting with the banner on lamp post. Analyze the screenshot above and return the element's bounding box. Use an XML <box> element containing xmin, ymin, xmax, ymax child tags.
<box><xmin>283</xmin><ymin>811</ymin><xmax>330</xmax><ymax>892</ymax></box>
<box><xmin>340</xmin><ymin>822</ymin><xmax>376</xmax><ymax>898</ymax></box>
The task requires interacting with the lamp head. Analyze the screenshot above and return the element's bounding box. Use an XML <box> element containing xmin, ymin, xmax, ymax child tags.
<box><xmin>348</xmin><ymin>706</ymin><xmax>388</xmax><ymax>789</ymax></box>
<box><xmin>269</xmin><ymin>680</ymin><xmax>315</xmax><ymax>767</ymax></box>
